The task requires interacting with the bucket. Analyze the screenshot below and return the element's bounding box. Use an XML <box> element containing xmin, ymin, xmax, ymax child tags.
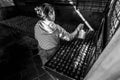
<box><xmin>78</xmin><ymin>29</ymin><xmax>86</xmax><ymax>39</ymax></box>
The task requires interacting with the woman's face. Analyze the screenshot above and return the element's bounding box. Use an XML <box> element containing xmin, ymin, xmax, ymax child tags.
<box><xmin>48</xmin><ymin>10</ymin><xmax>55</xmax><ymax>21</ymax></box>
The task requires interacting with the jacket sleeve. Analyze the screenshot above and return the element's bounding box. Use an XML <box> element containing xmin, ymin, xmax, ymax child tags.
<box><xmin>56</xmin><ymin>24</ymin><xmax>75</xmax><ymax>41</ymax></box>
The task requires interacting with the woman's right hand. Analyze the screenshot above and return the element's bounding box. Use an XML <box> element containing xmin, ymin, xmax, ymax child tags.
<box><xmin>76</xmin><ymin>23</ymin><xmax>84</xmax><ymax>31</ymax></box>
<box><xmin>76</xmin><ymin>24</ymin><xmax>86</xmax><ymax>39</ymax></box>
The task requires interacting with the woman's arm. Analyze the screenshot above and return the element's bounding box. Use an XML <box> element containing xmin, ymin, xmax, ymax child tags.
<box><xmin>56</xmin><ymin>23</ymin><xmax>84</xmax><ymax>41</ymax></box>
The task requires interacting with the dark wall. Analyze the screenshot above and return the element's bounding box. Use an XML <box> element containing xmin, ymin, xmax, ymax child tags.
<box><xmin>0</xmin><ymin>24</ymin><xmax>38</xmax><ymax>80</ymax></box>
<box><xmin>0</xmin><ymin>6</ymin><xmax>19</xmax><ymax>21</ymax></box>
<box><xmin>12</xmin><ymin>0</ymin><xmax>103</xmax><ymax>30</ymax></box>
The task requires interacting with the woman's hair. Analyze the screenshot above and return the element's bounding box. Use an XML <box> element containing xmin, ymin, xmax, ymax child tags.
<box><xmin>34</xmin><ymin>3</ymin><xmax>54</xmax><ymax>19</ymax></box>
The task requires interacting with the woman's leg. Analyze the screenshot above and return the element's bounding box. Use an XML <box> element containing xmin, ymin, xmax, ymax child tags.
<box><xmin>38</xmin><ymin>49</ymin><xmax>48</xmax><ymax>65</ymax></box>
<box><xmin>46</xmin><ymin>47</ymin><xmax>58</xmax><ymax>60</ymax></box>
<box><xmin>38</xmin><ymin>47</ymin><xmax>58</xmax><ymax>65</ymax></box>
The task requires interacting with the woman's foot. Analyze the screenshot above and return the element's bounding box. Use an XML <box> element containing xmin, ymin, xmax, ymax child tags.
<box><xmin>40</xmin><ymin>56</ymin><xmax>48</xmax><ymax>65</ymax></box>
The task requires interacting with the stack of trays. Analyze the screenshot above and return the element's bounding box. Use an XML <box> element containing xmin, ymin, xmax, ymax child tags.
<box><xmin>45</xmin><ymin>32</ymin><xmax>97</xmax><ymax>80</ymax></box>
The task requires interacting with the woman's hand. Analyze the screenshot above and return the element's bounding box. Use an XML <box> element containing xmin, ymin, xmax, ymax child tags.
<box><xmin>76</xmin><ymin>24</ymin><xmax>86</xmax><ymax>39</ymax></box>
<box><xmin>76</xmin><ymin>23</ymin><xmax>84</xmax><ymax>31</ymax></box>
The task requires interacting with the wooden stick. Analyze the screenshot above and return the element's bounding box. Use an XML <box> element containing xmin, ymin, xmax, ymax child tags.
<box><xmin>68</xmin><ymin>0</ymin><xmax>94</xmax><ymax>31</ymax></box>
<box><xmin>75</xmin><ymin>7</ymin><xmax>94</xmax><ymax>31</ymax></box>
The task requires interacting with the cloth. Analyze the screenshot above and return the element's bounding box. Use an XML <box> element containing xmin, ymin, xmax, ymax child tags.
<box><xmin>34</xmin><ymin>20</ymin><xmax>75</xmax><ymax>65</ymax></box>
<box><xmin>34</xmin><ymin>20</ymin><xmax>73</xmax><ymax>50</ymax></box>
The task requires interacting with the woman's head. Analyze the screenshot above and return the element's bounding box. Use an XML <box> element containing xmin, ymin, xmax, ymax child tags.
<box><xmin>35</xmin><ymin>3</ymin><xmax>55</xmax><ymax>21</ymax></box>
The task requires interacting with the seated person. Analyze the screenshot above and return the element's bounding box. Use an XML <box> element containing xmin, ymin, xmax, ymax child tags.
<box><xmin>34</xmin><ymin>3</ymin><xmax>84</xmax><ymax>65</ymax></box>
